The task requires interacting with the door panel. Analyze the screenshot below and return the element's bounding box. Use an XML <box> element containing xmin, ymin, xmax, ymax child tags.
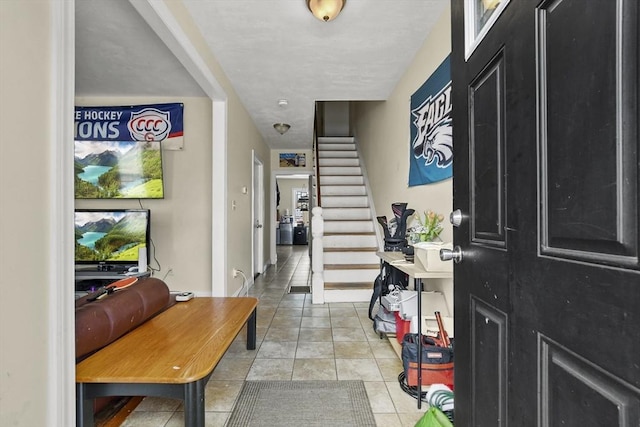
<box><xmin>470</xmin><ymin>50</ymin><xmax>507</xmax><ymax>247</ymax></box>
<box><xmin>539</xmin><ymin>0</ymin><xmax>639</xmax><ymax>265</ymax></box>
<box><xmin>451</xmin><ymin>0</ymin><xmax>640</xmax><ymax>425</ymax></box>
<box><xmin>471</xmin><ymin>297</ymin><xmax>508</xmax><ymax>427</ymax></box>
<box><xmin>540</xmin><ymin>336</ymin><xmax>640</xmax><ymax>427</ymax></box>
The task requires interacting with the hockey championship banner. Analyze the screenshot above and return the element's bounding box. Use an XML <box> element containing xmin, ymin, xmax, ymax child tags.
<box><xmin>408</xmin><ymin>56</ymin><xmax>453</xmax><ymax>187</ymax></box>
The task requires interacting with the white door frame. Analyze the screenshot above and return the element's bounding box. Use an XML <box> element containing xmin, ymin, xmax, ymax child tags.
<box><xmin>270</xmin><ymin>170</ymin><xmax>312</xmax><ymax>264</ymax></box>
<box><xmin>252</xmin><ymin>151</ymin><xmax>264</xmax><ymax>278</ymax></box>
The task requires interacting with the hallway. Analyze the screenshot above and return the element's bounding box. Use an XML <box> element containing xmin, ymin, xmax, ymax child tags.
<box><xmin>121</xmin><ymin>246</ymin><xmax>425</xmax><ymax>426</ymax></box>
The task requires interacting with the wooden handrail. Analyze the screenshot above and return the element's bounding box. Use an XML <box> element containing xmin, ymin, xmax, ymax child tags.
<box><xmin>313</xmin><ymin>102</ymin><xmax>322</xmax><ymax>207</ymax></box>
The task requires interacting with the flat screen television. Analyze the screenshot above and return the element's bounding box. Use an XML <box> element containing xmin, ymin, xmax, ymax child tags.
<box><xmin>74</xmin><ymin>209</ymin><xmax>150</xmax><ymax>269</ymax></box>
<box><xmin>74</xmin><ymin>140</ymin><xmax>165</xmax><ymax>199</ymax></box>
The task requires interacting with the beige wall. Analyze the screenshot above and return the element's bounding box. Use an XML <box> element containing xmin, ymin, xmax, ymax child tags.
<box><xmin>1</xmin><ymin>2</ymin><xmax>54</xmax><ymax>425</ymax></box>
<box><xmin>161</xmin><ymin>0</ymin><xmax>271</xmax><ymax>296</ymax></box>
<box><xmin>354</xmin><ymin>5</ymin><xmax>453</xmax><ymax>311</ymax></box>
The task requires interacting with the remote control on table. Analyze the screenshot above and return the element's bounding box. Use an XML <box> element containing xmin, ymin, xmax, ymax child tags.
<box><xmin>176</xmin><ymin>292</ymin><xmax>194</xmax><ymax>302</ymax></box>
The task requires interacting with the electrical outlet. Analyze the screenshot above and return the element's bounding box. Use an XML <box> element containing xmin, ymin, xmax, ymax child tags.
<box><xmin>232</xmin><ymin>268</ymin><xmax>239</xmax><ymax>278</ymax></box>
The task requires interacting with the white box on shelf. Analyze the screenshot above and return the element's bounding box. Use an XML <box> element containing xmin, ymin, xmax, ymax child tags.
<box><xmin>410</xmin><ymin>315</ymin><xmax>454</xmax><ymax>338</ymax></box>
<box><xmin>398</xmin><ymin>290</ymin><xmax>449</xmax><ymax>320</ymax></box>
<box><xmin>412</xmin><ymin>241</ymin><xmax>453</xmax><ymax>272</ymax></box>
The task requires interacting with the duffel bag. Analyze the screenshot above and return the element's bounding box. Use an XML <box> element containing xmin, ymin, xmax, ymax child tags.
<box><xmin>402</xmin><ymin>333</ymin><xmax>453</xmax><ymax>388</ymax></box>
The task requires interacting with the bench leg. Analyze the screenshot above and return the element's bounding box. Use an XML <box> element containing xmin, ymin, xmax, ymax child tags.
<box><xmin>76</xmin><ymin>383</ymin><xmax>94</xmax><ymax>427</ymax></box>
<box><xmin>183</xmin><ymin>379</ymin><xmax>205</xmax><ymax>427</ymax></box>
<box><xmin>246</xmin><ymin>307</ymin><xmax>257</xmax><ymax>350</ymax></box>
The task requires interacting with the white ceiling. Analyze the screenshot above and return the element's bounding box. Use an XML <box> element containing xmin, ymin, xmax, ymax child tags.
<box><xmin>75</xmin><ymin>0</ymin><xmax>448</xmax><ymax>150</ymax></box>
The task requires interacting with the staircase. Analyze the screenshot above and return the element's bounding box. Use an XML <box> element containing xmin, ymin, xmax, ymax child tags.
<box><xmin>313</xmin><ymin>136</ymin><xmax>380</xmax><ymax>303</ymax></box>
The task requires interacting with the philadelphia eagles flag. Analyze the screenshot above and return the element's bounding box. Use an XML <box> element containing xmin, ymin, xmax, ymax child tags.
<box><xmin>408</xmin><ymin>55</ymin><xmax>453</xmax><ymax>186</ymax></box>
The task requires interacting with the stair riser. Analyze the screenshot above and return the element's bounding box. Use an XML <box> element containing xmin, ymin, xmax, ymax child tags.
<box><xmin>319</xmin><ymin>158</ymin><xmax>360</xmax><ymax>167</ymax></box>
<box><xmin>318</xmin><ymin>136</ymin><xmax>355</xmax><ymax>144</ymax></box>
<box><xmin>324</xmin><ymin>221</ymin><xmax>374</xmax><ymax>233</ymax></box>
<box><xmin>320</xmin><ymin>186</ymin><xmax>366</xmax><ymax>196</ymax></box>
<box><xmin>321</xmin><ymin>196</ymin><xmax>369</xmax><ymax>208</ymax></box>
<box><xmin>324</xmin><ymin>269</ymin><xmax>379</xmax><ymax>283</ymax></box>
<box><xmin>322</xmin><ymin>208</ymin><xmax>372</xmax><ymax>220</ymax></box>
<box><xmin>318</xmin><ymin>143</ymin><xmax>356</xmax><ymax>151</ymax></box>
<box><xmin>321</xmin><ymin>166</ymin><xmax>362</xmax><ymax>175</ymax></box>
<box><xmin>324</xmin><ymin>234</ymin><xmax>377</xmax><ymax>247</ymax></box>
<box><xmin>321</xmin><ymin>289</ymin><xmax>373</xmax><ymax>303</ymax></box>
<box><xmin>318</xmin><ymin>151</ymin><xmax>358</xmax><ymax>158</ymax></box>
<box><xmin>324</xmin><ymin>252</ymin><xmax>380</xmax><ymax>264</ymax></box>
<box><xmin>320</xmin><ymin>176</ymin><xmax>363</xmax><ymax>185</ymax></box>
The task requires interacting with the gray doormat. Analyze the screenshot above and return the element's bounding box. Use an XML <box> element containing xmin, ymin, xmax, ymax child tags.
<box><xmin>226</xmin><ymin>380</ymin><xmax>376</xmax><ymax>426</ymax></box>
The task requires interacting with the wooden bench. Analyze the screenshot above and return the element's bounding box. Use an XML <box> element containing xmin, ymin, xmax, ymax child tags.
<box><xmin>76</xmin><ymin>297</ymin><xmax>258</xmax><ymax>427</ymax></box>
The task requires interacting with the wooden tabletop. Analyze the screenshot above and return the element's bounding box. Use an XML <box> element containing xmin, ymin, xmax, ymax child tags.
<box><xmin>376</xmin><ymin>251</ymin><xmax>453</xmax><ymax>279</ymax></box>
<box><xmin>76</xmin><ymin>297</ymin><xmax>258</xmax><ymax>384</ymax></box>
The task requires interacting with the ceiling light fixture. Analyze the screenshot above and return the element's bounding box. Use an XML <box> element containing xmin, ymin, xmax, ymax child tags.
<box><xmin>306</xmin><ymin>0</ymin><xmax>346</xmax><ymax>22</ymax></box>
<box><xmin>273</xmin><ymin>123</ymin><xmax>291</xmax><ymax>135</ymax></box>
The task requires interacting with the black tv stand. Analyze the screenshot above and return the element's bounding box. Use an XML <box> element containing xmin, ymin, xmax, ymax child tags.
<box><xmin>75</xmin><ymin>270</ymin><xmax>151</xmax><ymax>295</ymax></box>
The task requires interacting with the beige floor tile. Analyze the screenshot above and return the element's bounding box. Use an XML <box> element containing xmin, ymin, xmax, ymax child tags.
<box><xmin>133</xmin><ymin>396</ymin><xmax>181</xmax><ymax>412</ymax></box>
<box><xmin>270</xmin><ymin>315</ymin><xmax>302</xmax><ymax>327</ymax></box>
<box><xmin>364</xmin><ymin>381</ymin><xmax>397</xmax><ymax>413</ymax></box>
<box><xmin>369</xmin><ymin>337</ymin><xmax>400</xmax><ymax>359</ymax></box>
<box><xmin>224</xmin><ymin>339</ymin><xmax>260</xmax><ymax>359</ymax></box>
<box><xmin>278</xmin><ymin>298</ymin><xmax>306</xmax><ymax>308</ymax></box>
<box><xmin>264</xmin><ymin>326</ymin><xmax>300</xmax><ymax>341</ymax></box>
<box><xmin>275</xmin><ymin>306</ymin><xmax>304</xmax><ymax>316</ymax></box>
<box><xmin>302</xmin><ymin>306</ymin><xmax>330</xmax><ymax>317</ymax></box>
<box><xmin>331</xmin><ymin>315</ymin><xmax>363</xmax><ymax>328</ymax></box>
<box><xmin>333</xmin><ymin>341</ymin><xmax>374</xmax><ymax>359</ymax></box>
<box><xmin>246</xmin><ymin>358</ymin><xmax>294</xmax><ymax>380</ymax></box>
<box><xmin>376</xmin><ymin>357</ymin><xmax>405</xmax><ymax>382</ymax></box>
<box><xmin>298</xmin><ymin>327</ymin><xmax>333</xmax><ymax>342</ymax></box>
<box><xmin>385</xmin><ymin>380</ymin><xmax>425</xmax><ymax>413</ymax></box>
<box><xmin>256</xmin><ymin>340</ymin><xmax>297</xmax><ymax>358</ymax></box>
<box><xmin>295</xmin><ymin>341</ymin><xmax>334</xmax><ymax>358</ymax></box>
<box><xmin>329</xmin><ymin>305</ymin><xmax>359</xmax><ymax>317</ymax></box>
<box><xmin>292</xmin><ymin>358</ymin><xmax>337</xmax><ymax>380</ymax></box>
<box><xmin>374</xmin><ymin>413</ymin><xmax>403</xmax><ymax>427</ymax></box>
<box><xmin>209</xmin><ymin>357</ymin><xmax>253</xmax><ymax>380</ymax></box>
<box><xmin>335</xmin><ymin>358</ymin><xmax>384</xmax><ymax>381</ymax></box>
<box><xmin>300</xmin><ymin>316</ymin><xmax>332</xmax><ymax>329</ymax></box>
<box><xmin>202</xmin><ymin>380</ymin><xmax>244</xmax><ymax>411</ymax></box>
<box><xmin>332</xmin><ymin>326</ymin><xmax>368</xmax><ymax>342</ymax></box>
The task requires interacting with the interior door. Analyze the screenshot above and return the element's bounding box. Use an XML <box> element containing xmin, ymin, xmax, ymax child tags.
<box><xmin>252</xmin><ymin>154</ymin><xmax>264</xmax><ymax>278</ymax></box>
<box><xmin>450</xmin><ymin>1</ymin><xmax>639</xmax><ymax>425</ymax></box>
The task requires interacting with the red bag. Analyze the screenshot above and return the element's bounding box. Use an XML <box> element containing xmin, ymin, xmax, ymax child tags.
<box><xmin>401</xmin><ymin>333</ymin><xmax>454</xmax><ymax>389</ymax></box>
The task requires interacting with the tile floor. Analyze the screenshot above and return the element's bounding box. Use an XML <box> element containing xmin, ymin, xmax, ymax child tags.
<box><xmin>120</xmin><ymin>245</ymin><xmax>427</xmax><ymax>426</ymax></box>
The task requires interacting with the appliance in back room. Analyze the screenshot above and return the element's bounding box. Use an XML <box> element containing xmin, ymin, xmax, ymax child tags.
<box><xmin>279</xmin><ymin>209</ymin><xmax>293</xmax><ymax>245</ymax></box>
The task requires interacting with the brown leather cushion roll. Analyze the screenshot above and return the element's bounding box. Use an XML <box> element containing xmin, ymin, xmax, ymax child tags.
<box><xmin>75</xmin><ymin>277</ymin><xmax>170</xmax><ymax>360</ymax></box>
